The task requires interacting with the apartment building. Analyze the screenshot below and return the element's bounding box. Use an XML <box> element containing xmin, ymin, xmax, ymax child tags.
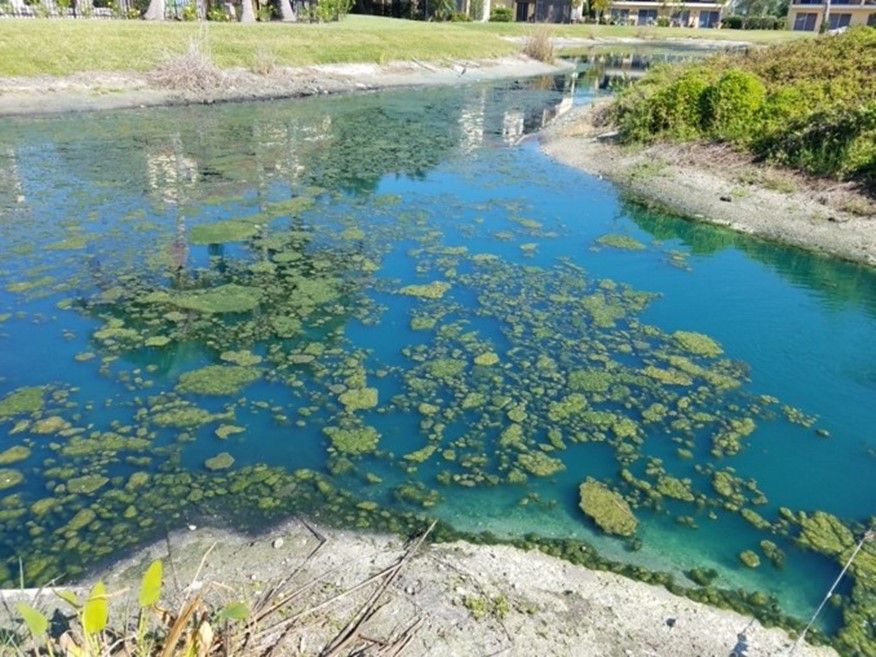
<box><xmin>607</xmin><ymin>0</ymin><xmax>726</xmax><ymax>27</ymax></box>
<box><xmin>787</xmin><ymin>0</ymin><xmax>876</xmax><ymax>31</ymax></box>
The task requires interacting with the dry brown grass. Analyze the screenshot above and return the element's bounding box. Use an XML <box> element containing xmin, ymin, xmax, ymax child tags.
<box><xmin>522</xmin><ymin>27</ymin><xmax>554</xmax><ymax>63</ymax></box>
<box><xmin>149</xmin><ymin>40</ymin><xmax>225</xmax><ymax>93</ymax></box>
<box><xmin>250</xmin><ymin>46</ymin><xmax>278</xmax><ymax>76</ymax></box>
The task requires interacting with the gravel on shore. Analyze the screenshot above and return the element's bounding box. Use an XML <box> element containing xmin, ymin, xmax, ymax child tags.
<box><xmin>4</xmin><ymin>519</ymin><xmax>837</xmax><ymax>657</ymax></box>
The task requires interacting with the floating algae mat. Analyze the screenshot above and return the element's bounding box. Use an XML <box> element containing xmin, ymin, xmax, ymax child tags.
<box><xmin>0</xmin><ymin>71</ymin><xmax>874</xmax><ymax>653</ymax></box>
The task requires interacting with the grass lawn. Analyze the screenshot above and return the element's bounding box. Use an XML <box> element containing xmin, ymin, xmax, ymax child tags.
<box><xmin>0</xmin><ymin>15</ymin><xmax>810</xmax><ymax>78</ymax></box>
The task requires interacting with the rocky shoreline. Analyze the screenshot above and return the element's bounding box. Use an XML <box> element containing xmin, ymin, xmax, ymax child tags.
<box><xmin>0</xmin><ymin>56</ymin><xmax>573</xmax><ymax>118</ymax></box>
<box><xmin>540</xmin><ymin>101</ymin><xmax>875</xmax><ymax>268</ymax></box>
<box><xmin>4</xmin><ymin>519</ymin><xmax>836</xmax><ymax>657</ymax></box>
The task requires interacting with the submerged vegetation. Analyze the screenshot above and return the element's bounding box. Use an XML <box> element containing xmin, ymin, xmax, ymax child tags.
<box><xmin>610</xmin><ymin>27</ymin><xmax>876</xmax><ymax>189</ymax></box>
<box><xmin>0</xmin><ymin>77</ymin><xmax>872</xmax><ymax>656</ymax></box>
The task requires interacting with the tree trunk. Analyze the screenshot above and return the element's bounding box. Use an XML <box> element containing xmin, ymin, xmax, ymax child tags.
<box><xmin>481</xmin><ymin>0</ymin><xmax>489</xmax><ymax>21</ymax></box>
<box><xmin>240</xmin><ymin>0</ymin><xmax>256</xmax><ymax>21</ymax></box>
<box><xmin>143</xmin><ymin>0</ymin><xmax>165</xmax><ymax>19</ymax></box>
<box><xmin>278</xmin><ymin>0</ymin><xmax>296</xmax><ymax>21</ymax></box>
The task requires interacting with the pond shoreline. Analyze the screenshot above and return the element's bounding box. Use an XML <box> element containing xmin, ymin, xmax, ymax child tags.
<box><xmin>540</xmin><ymin>101</ymin><xmax>876</xmax><ymax>268</ymax></box>
<box><xmin>0</xmin><ymin>56</ymin><xmax>573</xmax><ymax>118</ymax></box>
<box><xmin>6</xmin><ymin>518</ymin><xmax>835</xmax><ymax>657</ymax></box>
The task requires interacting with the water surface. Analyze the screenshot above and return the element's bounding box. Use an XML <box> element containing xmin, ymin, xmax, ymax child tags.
<box><xmin>0</xmin><ymin>62</ymin><xmax>873</xmax><ymax>636</ymax></box>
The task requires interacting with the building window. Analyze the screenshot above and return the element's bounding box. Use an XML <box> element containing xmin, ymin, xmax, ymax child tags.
<box><xmin>698</xmin><ymin>10</ymin><xmax>719</xmax><ymax>27</ymax></box>
<box><xmin>793</xmin><ymin>12</ymin><xmax>818</xmax><ymax>29</ymax></box>
<box><xmin>869</xmin><ymin>13</ymin><xmax>876</xmax><ymax>26</ymax></box>
<box><xmin>610</xmin><ymin>8</ymin><xmax>629</xmax><ymax>22</ymax></box>
<box><xmin>671</xmin><ymin>9</ymin><xmax>690</xmax><ymax>26</ymax></box>
<box><xmin>827</xmin><ymin>12</ymin><xmax>852</xmax><ymax>28</ymax></box>
<box><xmin>637</xmin><ymin>8</ymin><xmax>658</xmax><ymax>24</ymax></box>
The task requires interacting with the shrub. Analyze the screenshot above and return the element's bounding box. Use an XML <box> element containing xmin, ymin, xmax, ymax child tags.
<box><xmin>449</xmin><ymin>10</ymin><xmax>471</xmax><ymax>20</ymax></box>
<box><xmin>654</xmin><ymin>68</ymin><xmax>713</xmax><ymax>139</ymax></box>
<box><xmin>702</xmin><ymin>69</ymin><xmax>766</xmax><ymax>142</ymax></box>
<box><xmin>722</xmin><ymin>15</ymin><xmax>743</xmax><ymax>29</ymax></box>
<box><xmin>607</xmin><ymin>27</ymin><xmax>876</xmax><ymax>186</ymax></box>
<box><xmin>756</xmin><ymin>102</ymin><xmax>876</xmax><ymax>184</ymax></box>
<box><xmin>490</xmin><ymin>5</ymin><xmax>512</xmax><ymax>21</ymax></box>
<box><xmin>523</xmin><ymin>28</ymin><xmax>554</xmax><ymax>63</ymax></box>
<box><xmin>657</xmin><ymin>16</ymin><xmax>669</xmax><ymax>27</ymax></box>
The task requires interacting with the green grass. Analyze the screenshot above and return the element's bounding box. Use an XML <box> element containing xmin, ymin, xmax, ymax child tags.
<box><xmin>0</xmin><ymin>15</ymin><xmax>810</xmax><ymax>77</ymax></box>
<box><xmin>0</xmin><ymin>15</ymin><xmax>518</xmax><ymax>77</ymax></box>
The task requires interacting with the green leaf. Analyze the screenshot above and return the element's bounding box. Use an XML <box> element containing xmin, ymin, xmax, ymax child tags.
<box><xmin>139</xmin><ymin>560</ymin><xmax>162</xmax><ymax>608</ymax></box>
<box><xmin>55</xmin><ymin>589</ymin><xmax>81</xmax><ymax>608</ymax></box>
<box><xmin>82</xmin><ymin>582</ymin><xmax>109</xmax><ymax>635</ymax></box>
<box><xmin>217</xmin><ymin>602</ymin><xmax>249</xmax><ymax>621</ymax></box>
<box><xmin>16</xmin><ymin>603</ymin><xmax>48</xmax><ymax>638</ymax></box>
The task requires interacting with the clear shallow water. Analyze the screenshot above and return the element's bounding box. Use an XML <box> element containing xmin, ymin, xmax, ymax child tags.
<box><xmin>0</xmin><ymin>65</ymin><xmax>874</xmax><ymax>637</ymax></box>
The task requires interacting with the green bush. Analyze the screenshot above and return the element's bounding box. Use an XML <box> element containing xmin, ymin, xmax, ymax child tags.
<box><xmin>449</xmin><ymin>10</ymin><xmax>471</xmax><ymax>20</ymax></box>
<box><xmin>756</xmin><ymin>102</ymin><xmax>876</xmax><ymax>184</ymax></box>
<box><xmin>609</xmin><ymin>27</ymin><xmax>876</xmax><ymax>186</ymax></box>
<box><xmin>613</xmin><ymin>66</ymin><xmax>713</xmax><ymax>142</ymax></box>
<box><xmin>722</xmin><ymin>15</ymin><xmax>743</xmax><ymax>29</ymax></box>
<box><xmin>702</xmin><ymin>69</ymin><xmax>766</xmax><ymax>142</ymax></box>
<box><xmin>490</xmin><ymin>6</ymin><xmax>513</xmax><ymax>21</ymax></box>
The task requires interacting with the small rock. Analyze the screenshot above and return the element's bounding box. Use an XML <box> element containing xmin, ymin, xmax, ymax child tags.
<box><xmin>827</xmin><ymin>216</ymin><xmax>849</xmax><ymax>223</ymax></box>
<box><xmin>250</xmin><ymin>574</ymin><xmax>258</xmax><ymax>581</ymax></box>
<box><xmin>404</xmin><ymin>585</ymin><xmax>415</xmax><ymax>595</ymax></box>
<box><xmin>272</xmin><ymin>538</ymin><xmax>284</xmax><ymax>549</ymax></box>
<box><xmin>719</xmin><ymin>195</ymin><xmax>732</xmax><ymax>202</ymax></box>
<box><xmin>187</xmin><ymin>524</ymin><xmax>197</xmax><ymax>531</ymax></box>
<box><xmin>666</xmin><ymin>618</ymin><xmax>676</xmax><ymax>628</ymax></box>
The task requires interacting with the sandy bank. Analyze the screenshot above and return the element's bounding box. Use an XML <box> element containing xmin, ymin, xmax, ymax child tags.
<box><xmin>0</xmin><ymin>56</ymin><xmax>572</xmax><ymax>118</ymax></box>
<box><xmin>4</xmin><ymin>519</ymin><xmax>834</xmax><ymax>657</ymax></box>
<box><xmin>541</xmin><ymin>101</ymin><xmax>876</xmax><ymax>267</ymax></box>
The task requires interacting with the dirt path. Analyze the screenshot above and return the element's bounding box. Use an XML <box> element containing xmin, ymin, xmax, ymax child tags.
<box><xmin>0</xmin><ymin>56</ymin><xmax>572</xmax><ymax>117</ymax></box>
<box><xmin>540</xmin><ymin>101</ymin><xmax>875</xmax><ymax>267</ymax></box>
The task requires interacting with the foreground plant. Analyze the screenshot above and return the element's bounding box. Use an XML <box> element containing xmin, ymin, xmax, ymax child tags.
<box><xmin>12</xmin><ymin>559</ymin><xmax>251</xmax><ymax>657</ymax></box>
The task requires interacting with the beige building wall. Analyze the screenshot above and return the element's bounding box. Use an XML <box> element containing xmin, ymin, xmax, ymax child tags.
<box><xmin>607</xmin><ymin>1</ymin><xmax>727</xmax><ymax>27</ymax></box>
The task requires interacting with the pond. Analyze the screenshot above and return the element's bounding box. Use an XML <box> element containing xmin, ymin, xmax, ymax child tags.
<box><xmin>0</xmin><ymin>58</ymin><xmax>873</xmax><ymax>644</ymax></box>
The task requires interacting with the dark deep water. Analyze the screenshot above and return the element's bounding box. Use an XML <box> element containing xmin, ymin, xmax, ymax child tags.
<box><xmin>0</xmin><ymin>57</ymin><xmax>873</xmax><ymax>638</ymax></box>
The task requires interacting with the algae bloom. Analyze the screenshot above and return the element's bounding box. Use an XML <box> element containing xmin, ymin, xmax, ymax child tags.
<box><xmin>578</xmin><ymin>479</ymin><xmax>638</xmax><ymax>536</ymax></box>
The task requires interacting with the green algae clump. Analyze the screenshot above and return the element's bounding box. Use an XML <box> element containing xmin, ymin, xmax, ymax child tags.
<box><xmin>673</xmin><ymin>331</ymin><xmax>723</xmax><ymax>358</ymax></box>
<box><xmin>171</xmin><ymin>285</ymin><xmax>261</xmax><ymax>314</ymax></box>
<box><xmin>323</xmin><ymin>425</ymin><xmax>380</xmax><ymax>455</ymax></box>
<box><xmin>204</xmin><ymin>452</ymin><xmax>235</xmax><ymax>471</ymax></box>
<box><xmin>595</xmin><ymin>234</ymin><xmax>646</xmax><ymax>251</ymax></box>
<box><xmin>0</xmin><ymin>469</ymin><xmax>24</xmax><ymax>490</ymax></box>
<box><xmin>338</xmin><ymin>387</ymin><xmax>378</xmax><ymax>412</ymax></box>
<box><xmin>517</xmin><ymin>451</ymin><xmax>564</xmax><ymax>477</ymax></box>
<box><xmin>578</xmin><ymin>479</ymin><xmax>638</xmax><ymax>537</ymax></box>
<box><xmin>0</xmin><ymin>387</ymin><xmax>44</xmax><ymax>419</ymax></box>
<box><xmin>474</xmin><ymin>352</ymin><xmax>500</xmax><ymax>366</ymax></box>
<box><xmin>67</xmin><ymin>475</ymin><xmax>109</xmax><ymax>495</ymax></box>
<box><xmin>177</xmin><ymin>366</ymin><xmax>261</xmax><ymax>396</ymax></box>
<box><xmin>32</xmin><ymin>416</ymin><xmax>70</xmax><ymax>434</ymax></box>
<box><xmin>0</xmin><ymin>446</ymin><xmax>31</xmax><ymax>465</ymax></box>
<box><xmin>216</xmin><ymin>424</ymin><xmax>245</xmax><ymax>440</ymax></box>
<box><xmin>190</xmin><ymin>219</ymin><xmax>259</xmax><ymax>245</ymax></box>
<box><xmin>399</xmin><ymin>281</ymin><xmax>451</xmax><ymax>299</ymax></box>
<box><xmin>739</xmin><ymin>550</ymin><xmax>761</xmax><ymax>568</ymax></box>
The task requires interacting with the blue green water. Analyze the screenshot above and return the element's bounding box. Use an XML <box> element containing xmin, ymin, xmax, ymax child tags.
<box><xmin>0</xmin><ymin>65</ymin><xmax>874</xmax><ymax>640</ymax></box>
